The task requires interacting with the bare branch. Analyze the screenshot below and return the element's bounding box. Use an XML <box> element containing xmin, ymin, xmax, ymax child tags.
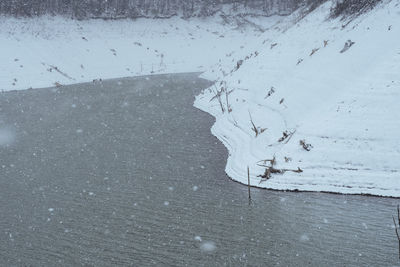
<box><xmin>393</xmin><ymin>216</ymin><xmax>400</xmax><ymax>240</ymax></box>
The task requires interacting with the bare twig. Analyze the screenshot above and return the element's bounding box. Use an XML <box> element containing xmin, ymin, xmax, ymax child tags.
<box><xmin>49</xmin><ymin>65</ymin><xmax>75</xmax><ymax>80</ymax></box>
<box><xmin>278</xmin><ymin>130</ymin><xmax>296</xmax><ymax>143</ymax></box>
<box><xmin>210</xmin><ymin>85</ymin><xmax>225</xmax><ymax>113</ymax></box>
<box><xmin>394</xmin><ymin>205</ymin><xmax>400</xmax><ymax>259</ymax></box>
<box><xmin>257</xmin><ymin>158</ymin><xmax>275</xmax><ymax>166</ymax></box>
<box><xmin>247</xmin><ymin>166</ymin><xmax>251</xmax><ymax>201</ymax></box>
<box><xmin>309</xmin><ymin>48</ymin><xmax>320</xmax><ymax>56</ymax></box>
<box><xmin>225</xmin><ymin>86</ymin><xmax>232</xmax><ymax>113</ymax></box>
<box><xmin>249</xmin><ymin>111</ymin><xmax>266</xmax><ymax>137</ymax></box>
<box><xmin>257</xmin><ymin>156</ymin><xmax>302</xmax><ymax>183</ymax></box>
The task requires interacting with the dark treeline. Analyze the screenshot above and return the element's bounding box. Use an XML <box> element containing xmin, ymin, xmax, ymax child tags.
<box><xmin>330</xmin><ymin>0</ymin><xmax>381</xmax><ymax>18</ymax></box>
<box><xmin>0</xmin><ymin>0</ymin><xmax>316</xmax><ymax>19</ymax></box>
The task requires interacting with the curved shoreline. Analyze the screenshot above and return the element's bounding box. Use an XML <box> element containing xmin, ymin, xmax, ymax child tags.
<box><xmin>194</xmin><ymin>80</ymin><xmax>400</xmax><ymax>199</ymax></box>
<box><xmin>193</xmin><ymin>1</ymin><xmax>400</xmax><ymax>199</ymax></box>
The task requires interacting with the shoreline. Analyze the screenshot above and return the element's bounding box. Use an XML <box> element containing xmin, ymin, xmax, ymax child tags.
<box><xmin>194</xmin><ymin>0</ymin><xmax>400</xmax><ymax>198</ymax></box>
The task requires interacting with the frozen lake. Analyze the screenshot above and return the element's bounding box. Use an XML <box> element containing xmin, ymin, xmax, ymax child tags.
<box><xmin>0</xmin><ymin>73</ymin><xmax>398</xmax><ymax>265</ymax></box>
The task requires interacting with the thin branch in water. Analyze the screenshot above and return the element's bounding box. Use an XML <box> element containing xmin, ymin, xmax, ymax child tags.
<box><xmin>393</xmin><ymin>205</ymin><xmax>400</xmax><ymax>259</ymax></box>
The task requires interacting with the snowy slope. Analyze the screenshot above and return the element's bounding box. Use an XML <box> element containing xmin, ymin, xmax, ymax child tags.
<box><xmin>195</xmin><ymin>0</ymin><xmax>400</xmax><ymax>197</ymax></box>
<box><xmin>0</xmin><ymin>14</ymin><xmax>269</xmax><ymax>91</ymax></box>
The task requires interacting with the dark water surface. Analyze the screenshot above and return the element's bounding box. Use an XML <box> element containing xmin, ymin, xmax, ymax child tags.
<box><xmin>0</xmin><ymin>73</ymin><xmax>398</xmax><ymax>266</ymax></box>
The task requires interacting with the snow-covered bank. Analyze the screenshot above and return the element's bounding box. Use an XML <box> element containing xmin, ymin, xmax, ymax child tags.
<box><xmin>195</xmin><ymin>0</ymin><xmax>400</xmax><ymax>197</ymax></box>
<box><xmin>0</xmin><ymin>14</ymin><xmax>268</xmax><ymax>91</ymax></box>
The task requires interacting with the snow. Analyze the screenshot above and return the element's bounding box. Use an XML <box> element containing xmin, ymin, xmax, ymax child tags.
<box><xmin>199</xmin><ymin>241</ymin><xmax>217</xmax><ymax>253</ymax></box>
<box><xmin>1</xmin><ymin>0</ymin><xmax>399</xmax><ymax>197</ymax></box>
<box><xmin>195</xmin><ymin>0</ymin><xmax>400</xmax><ymax>197</ymax></box>
<box><xmin>299</xmin><ymin>234</ymin><xmax>310</xmax><ymax>242</ymax></box>
<box><xmin>0</xmin><ymin>127</ymin><xmax>15</xmax><ymax>146</ymax></box>
<box><xmin>194</xmin><ymin>236</ymin><xmax>202</xmax><ymax>242</ymax></box>
<box><xmin>0</xmin><ymin>14</ymin><xmax>265</xmax><ymax>90</ymax></box>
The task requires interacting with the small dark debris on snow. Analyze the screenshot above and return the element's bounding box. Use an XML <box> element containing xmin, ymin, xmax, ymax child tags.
<box><xmin>296</xmin><ymin>58</ymin><xmax>303</xmax><ymax>65</ymax></box>
<box><xmin>340</xmin><ymin>40</ymin><xmax>355</xmax><ymax>53</ymax></box>
<box><xmin>236</xmin><ymin>60</ymin><xmax>243</xmax><ymax>71</ymax></box>
<box><xmin>264</xmin><ymin>86</ymin><xmax>275</xmax><ymax>99</ymax></box>
<box><xmin>309</xmin><ymin>48</ymin><xmax>320</xmax><ymax>56</ymax></box>
<box><xmin>299</xmin><ymin>139</ymin><xmax>313</xmax><ymax>151</ymax></box>
<box><xmin>278</xmin><ymin>130</ymin><xmax>295</xmax><ymax>143</ymax></box>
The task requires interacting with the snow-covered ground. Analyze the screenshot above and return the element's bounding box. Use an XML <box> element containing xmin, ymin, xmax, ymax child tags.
<box><xmin>1</xmin><ymin>0</ymin><xmax>399</xmax><ymax>197</ymax></box>
<box><xmin>195</xmin><ymin>0</ymin><xmax>400</xmax><ymax>197</ymax></box>
<box><xmin>0</xmin><ymin>14</ymin><xmax>266</xmax><ymax>90</ymax></box>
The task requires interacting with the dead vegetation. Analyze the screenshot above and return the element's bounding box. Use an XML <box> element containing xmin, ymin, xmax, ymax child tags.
<box><xmin>209</xmin><ymin>82</ymin><xmax>233</xmax><ymax>113</ymax></box>
<box><xmin>340</xmin><ymin>40</ymin><xmax>355</xmax><ymax>53</ymax></box>
<box><xmin>230</xmin><ymin>51</ymin><xmax>259</xmax><ymax>74</ymax></box>
<box><xmin>296</xmin><ymin>58</ymin><xmax>303</xmax><ymax>65</ymax></box>
<box><xmin>249</xmin><ymin>111</ymin><xmax>267</xmax><ymax>137</ymax></box>
<box><xmin>393</xmin><ymin>205</ymin><xmax>400</xmax><ymax>259</ymax></box>
<box><xmin>210</xmin><ymin>85</ymin><xmax>225</xmax><ymax>113</ymax></box>
<box><xmin>110</xmin><ymin>48</ymin><xmax>117</xmax><ymax>56</ymax></box>
<box><xmin>236</xmin><ymin>59</ymin><xmax>243</xmax><ymax>71</ymax></box>
<box><xmin>48</xmin><ymin>65</ymin><xmax>75</xmax><ymax>80</ymax></box>
<box><xmin>257</xmin><ymin>156</ymin><xmax>303</xmax><ymax>182</ymax></box>
<box><xmin>309</xmin><ymin>48</ymin><xmax>320</xmax><ymax>56</ymax></box>
<box><xmin>278</xmin><ymin>130</ymin><xmax>296</xmax><ymax>144</ymax></box>
<box><xmin>264</xmin><ymin>86</ymin><xmax>275</xmax><ymax>99</ymax></box>
<box><xmin>299</xmin><ymin>139</ymin><xmax>313</xmax><ymax>151</ymax></box>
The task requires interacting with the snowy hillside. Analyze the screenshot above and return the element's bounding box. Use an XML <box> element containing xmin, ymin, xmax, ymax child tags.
<box><xmin>195</xmin><ymin>0</ymin><xmax>400</xmax><ymax>197</ymax></box>
<box><xmin>0</xmin><ymin>14</ymin><xmax>267</xmax><ymax>91</ymax></box>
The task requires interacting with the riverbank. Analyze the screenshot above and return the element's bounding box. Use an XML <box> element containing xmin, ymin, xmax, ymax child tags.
<box><xmin>0</xmin><ymin>13</ymin><xmax>273</xmax><ymax>91</ymax></box>
<box><xmin>195</xmin><ymin>0</ymin><xmax>400</xmax><ymax>197</ymax></box>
